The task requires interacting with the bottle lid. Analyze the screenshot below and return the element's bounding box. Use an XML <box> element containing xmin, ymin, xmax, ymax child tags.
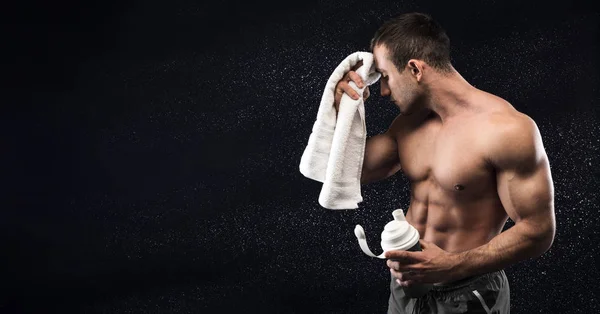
<box><xmin>380</xmin><ymin>209</ymin><xmax>420</xmax><ymax>251</ymax></box>
<box><xmin>354</xmin><ymin>208</ymin><xmax>420</xmax><ymax>259</ymax></box>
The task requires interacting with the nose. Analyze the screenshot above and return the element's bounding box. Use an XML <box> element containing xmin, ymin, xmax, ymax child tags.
<box><xmin>380</xmin><ymin>79</ymin><xmax>391</xmax><ymax>97</ymax></box>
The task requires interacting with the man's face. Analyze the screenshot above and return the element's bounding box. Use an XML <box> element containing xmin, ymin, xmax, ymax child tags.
<box><xmin>373</xmin><ymin>44</ymin><xmax>422</xmax><ymax>115</ymax></box>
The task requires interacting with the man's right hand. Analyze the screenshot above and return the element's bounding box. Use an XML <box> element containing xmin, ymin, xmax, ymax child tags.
<box><xmin>334</xmin><ymin>60</ymin><xmax>371</xmax><ymax>113</ymax></box>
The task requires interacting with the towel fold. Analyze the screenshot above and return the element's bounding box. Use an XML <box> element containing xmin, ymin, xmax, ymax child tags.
<box><xmin>299</xmin><ymin>51</ymin><xmax>381</xmax><ymax>209</ymax></box>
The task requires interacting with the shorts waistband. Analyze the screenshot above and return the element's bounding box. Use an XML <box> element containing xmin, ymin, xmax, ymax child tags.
<box><xmin>431</xmin><ymin>270</ymin><xmax>504</xmax><ymax>292</ymax></box>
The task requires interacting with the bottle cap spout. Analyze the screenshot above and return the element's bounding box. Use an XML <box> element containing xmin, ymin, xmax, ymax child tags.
<box><xmin>355</xmin><ymin>209</ymin><xmax>419</xmax><ymax>258</ymax></box>
<box><xmin>354</xmin><ymin>225</ymin><xmax>366</xmax><ymax>240</ymax></box>
<box><xmin>392</xmin><ymin>209</ymin><xmax>406</xmax><ymax>221</ymax></box>
<box><xmin>354</xmin><ymin>224</ymin><xmax>385</xmax><ymax>259</ymax></box>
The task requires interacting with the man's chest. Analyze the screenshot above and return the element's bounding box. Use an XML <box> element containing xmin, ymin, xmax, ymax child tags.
<box><xmin>396</xmin><ymin>120</ymin><xmax>495</xmax><ymax>196</ymax></box>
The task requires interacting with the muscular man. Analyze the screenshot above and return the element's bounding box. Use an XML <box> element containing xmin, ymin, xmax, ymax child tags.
<box><xmin>334</xmin><ymin>12</ymin><xmax>556</xmax><ymax>313</ymax></box>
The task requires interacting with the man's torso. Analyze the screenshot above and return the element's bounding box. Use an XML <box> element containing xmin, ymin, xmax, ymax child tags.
<box><xmin>390</xmin><ymin>91</ymin><xmax>520</xmax><ymax>255</ymax></box>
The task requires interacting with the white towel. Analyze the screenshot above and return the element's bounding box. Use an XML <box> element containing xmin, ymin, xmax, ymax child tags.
<box><xmin>299</xmin><ymin>51</ymin><xmax>381</xmax><ymax>210</ymax></box>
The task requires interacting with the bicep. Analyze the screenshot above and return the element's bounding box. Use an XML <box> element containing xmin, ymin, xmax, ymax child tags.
<box><xmin>361</xmin><ymin>130</ymin><xmax>401</xmax><ymax>183</ymax></box>
<box><xmin>363</xmin><ymin>131</ymin><xmax>400</xmax><ymax>169</ymax></box>
<box><xmin>496</xmin><ymin>153</ymin><xmax>554</xmax><ymax>225</ymax></box>
<box><xmin>494</xmin><ymin>117</ymin><xmax>555</xmax><ymax>231</ymax></box>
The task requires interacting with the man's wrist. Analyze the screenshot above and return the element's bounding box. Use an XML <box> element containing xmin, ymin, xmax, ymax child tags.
<box><xmin>449</xmin><ymin>251</ymin><xmax>470</xmax><ymax>281</ymax></box>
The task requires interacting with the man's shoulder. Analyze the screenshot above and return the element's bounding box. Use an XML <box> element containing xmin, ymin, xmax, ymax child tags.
<box><xmin>480</xmin><ymin>107</ymin><xmax>537</xmax><ymax>137</ymax></box>
<box><xmin>387</xmin><ymin>109</ymin><xmax>432</xmax><ymax>135</ymax></box>
<box><xmin>471</xmin><ymin>91</ymin><xmax>535</xmax><ymax>134</ymax></box>
<box><xmin>478</xmin><ymin>108</ymin><xmax>543</xmax><ymax>169</ymax></box>
<box><xmin>384</xmin><ymin>113</ymin><xmax>407</xmax><ymax>138</ymax></box>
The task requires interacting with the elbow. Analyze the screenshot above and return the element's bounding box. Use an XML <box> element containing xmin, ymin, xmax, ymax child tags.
<box><xmin>360</xmin><ymin>167</ymin><xmax>375</xmax><ymax>185</ymax></box>
<box><xmin>532</xmin><ymin>220</ymin><xmax>556</xmax><ymax>257</ymax></box>
<box><xmin>360</xmin><ymin>174</ymin><xmax>377</xmax><ymax>185</ymax></box>
<box><xmin>360</xmin><ymin>172</ymin><xmax>370</xmax><ymax>185</ymax></box>
<box><xmin>536</xmin><ymin>230</ymin><xmax>554</xmax><ymax>257</ymax></box>
<box><xmin>360</xmin><ymin>163</ymin><xmax>401</xmax><ymax>185</ymax></box>
<box><xmin>542</xmin><ymin>213</ymin><xmax>557</xmax><ymax>253</ymax></box>
<box><xmin>542</xmin><ymin>221</ymin><xmax>556</xmax><ymax>254</ymax></box>
<box><xmin>520</xmin><ymin>217</ymin><xmax>555</xmax><ymax>258</ymax></box>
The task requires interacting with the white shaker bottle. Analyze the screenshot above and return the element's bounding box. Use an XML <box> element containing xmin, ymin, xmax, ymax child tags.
<box><xmin>354</xmin><ymin>209</ymin><xmax>433</xmax><ymax>298</ymax></box>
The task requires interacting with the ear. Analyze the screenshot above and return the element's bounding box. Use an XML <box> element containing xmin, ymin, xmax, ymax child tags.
<box><xmin>407</xmin><ymin>59</ymin><xmax>423</xmax><ymax>82</ymax></box>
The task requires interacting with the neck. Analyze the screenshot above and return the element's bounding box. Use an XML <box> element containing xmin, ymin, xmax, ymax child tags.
<box><xmin>422</xmin><ymin>68</ymin><xmax>477</xmax><ymax>122</ymax></box>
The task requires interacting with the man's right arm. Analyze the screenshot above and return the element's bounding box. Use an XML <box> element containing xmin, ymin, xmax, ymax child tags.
<box><xmin>361</xmin><ymin>119</ymin><xmax>402</xmax><ymax>184</ymax></box>
<box><xmin>332</xmin><ymin>61</ymin><xmax>402</xmax><ymax>184</ymax></box>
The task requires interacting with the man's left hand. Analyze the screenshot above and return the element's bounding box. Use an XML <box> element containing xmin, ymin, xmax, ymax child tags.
<box><xmin>385</xmin><ymin>239</ymin><xmax>462</xmax><ymax>287</ymax></box>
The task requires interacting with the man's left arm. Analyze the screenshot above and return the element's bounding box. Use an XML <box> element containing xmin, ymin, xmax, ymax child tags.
<box><xmin>454</xmin><ymin>114</ymin><xmax>556</xmax><ymax>278</ymax></box>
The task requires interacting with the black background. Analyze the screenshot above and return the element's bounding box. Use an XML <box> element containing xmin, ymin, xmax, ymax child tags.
<box><xmin>3</xmin><ymin>0</ymin><xmax>600</xmax><ymax>313</ymax></box>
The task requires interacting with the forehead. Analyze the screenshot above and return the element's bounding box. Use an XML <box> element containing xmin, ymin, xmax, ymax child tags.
<box><xmin>372</xmin><ymin>44</ymin><xmax>391</xmax><ymax>71</ymax></box>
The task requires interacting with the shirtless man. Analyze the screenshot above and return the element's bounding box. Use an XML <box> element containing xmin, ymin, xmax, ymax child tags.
<box><xmin>333</xmin><ymin>12</ymin><xmax>556</xmax><ymax>313</ymax></box>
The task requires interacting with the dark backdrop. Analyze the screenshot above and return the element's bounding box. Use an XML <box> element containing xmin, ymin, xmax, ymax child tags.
<box><xmin>3</xmin><ymin>0</ymin><xmax>600</xmax><ymax>313</ymax></box>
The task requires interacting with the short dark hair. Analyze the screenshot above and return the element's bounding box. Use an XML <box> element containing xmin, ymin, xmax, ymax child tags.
<box><xmin>370</xmin><ymin>12</ymin><xmax>452</xmax><ymax>73</ymax></box>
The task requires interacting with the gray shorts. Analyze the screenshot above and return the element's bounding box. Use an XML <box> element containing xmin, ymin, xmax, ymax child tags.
<box><xmin>387</xmin><ymin>270</ymin><xmax>510</xmax><ymax>314</ymax></box>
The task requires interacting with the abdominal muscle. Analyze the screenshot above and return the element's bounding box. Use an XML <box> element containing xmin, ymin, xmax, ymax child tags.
<box><xmin>404</xmin><ymin>182</ymin><xmax>509</xmax><ymax>255</ymax></box>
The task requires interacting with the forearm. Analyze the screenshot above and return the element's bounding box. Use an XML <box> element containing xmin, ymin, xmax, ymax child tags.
<box><xmin>453</xmin><ymin>220</ymin><xmax>555</xmax><ymax>278</ymax></box>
